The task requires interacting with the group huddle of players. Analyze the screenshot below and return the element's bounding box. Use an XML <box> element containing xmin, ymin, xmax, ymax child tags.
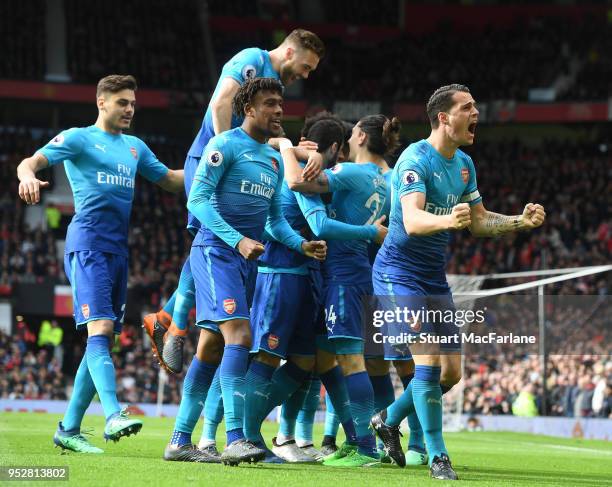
<box><xmin>16</xmin><ymin>28</ymin><xmax>545</xmax><ymax>481</ymax></box>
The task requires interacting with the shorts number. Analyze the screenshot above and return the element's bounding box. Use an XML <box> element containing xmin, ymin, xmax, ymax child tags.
<box><xmin>325</xmin><ymin>304</ymin><xmax>337</xmax><ymax>325</ymax></box>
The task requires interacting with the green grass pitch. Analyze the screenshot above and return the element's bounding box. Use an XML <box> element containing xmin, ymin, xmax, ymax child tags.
<box><xmin>1</xmin><ymin>412</ymin><xmax>611</xmax><ymax>486</ymax></box>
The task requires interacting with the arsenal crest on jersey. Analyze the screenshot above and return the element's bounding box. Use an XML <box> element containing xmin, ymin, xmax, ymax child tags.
<box><xmin>81</xmin><ymin>304</ymin><xmax>90</xmax><ymax>319</ymax></box>
<box><xmin>267</xmin><ymin>334</ymin><xmax>279</xmax><ymax>350</ymax></box>
<box><xmin>223</xmin><ymin>298</ymin><xmax>236</xmax><ymax>315</ymax></box>
<box><xmin>271</xmin><ymin>157</ymin><xmax>279</xmax><ymax>172</ymax></box>
<box><xmin>461</xmin><ymin>168</ymin><xmax>469</xmax><ymax>183</ymax></box>
<box><xmin>130</xmin><ymin>147</ymin><xmax>138</xmax><ymax>159</ymax></box>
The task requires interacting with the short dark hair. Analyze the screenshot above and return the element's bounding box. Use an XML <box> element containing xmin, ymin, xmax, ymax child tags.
<box><xmin>284</xmin><ymin>29</ymin><xmax>325</xmax><ymax>58</ymax></box>
<box><xmin>304</xmin><ymin>118</ymin><xmax>344</xmax><ymax>154</ymax></box>
<box><xmin>96</xmin><ymin>75</ymin><xmax>137</xmax><ymax>98</ymax></box>
<box><xmin>358</xmin><ymin>114</ymin><xmax>402</xmax><ymax>156</ymax></box>
<box><xmin>426</xmin><ymin>84</ymin><xmax>470</xmax><ymax>128</ymax></box>
<box><xmin>232</xmin><ymin>78</ymin><xmax>283</xmax><ymax>117</ymax></box>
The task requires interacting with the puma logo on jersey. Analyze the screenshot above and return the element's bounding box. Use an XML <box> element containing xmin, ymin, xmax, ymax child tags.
<box><xmin>254</xmin><ymin>391</ymin><xmax>271</xmax><ymax>400</ymax></box>
<box><xmin>427</xmin><ymin>397</ymin><xmax>442</xmax><ymax>405</ymax></box>
<box><xmin>233</xmin><ymin>391</ymin><xmax>246</xmax><ymax>400</ymax></box>
<box><xmin>94</xmin><ymin>144</ymin><xmax>106</xmax><ymax>153</ymax></box>
<box><xmin>433</xmin><ymin>172</ymin><xmax>442</xmax><ymax>182</ymax></box>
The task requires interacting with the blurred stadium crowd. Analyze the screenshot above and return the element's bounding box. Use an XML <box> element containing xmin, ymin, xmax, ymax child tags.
<box><xmin>0</xmin><ymin>0</ymin><xmax>610</xmax><ymax>419</ymax></box>
<box><xmin>3</xmin><ymin>1</ymin><xmax>611</xmax><ymax>102</ymax></box>
<box><xmin>2</xmin><ymin>326</ymin><xmax>611</xmax><ymax>418</ymax></box>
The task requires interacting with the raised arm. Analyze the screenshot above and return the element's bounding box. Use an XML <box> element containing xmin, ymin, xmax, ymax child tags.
<box><xmin>18</xmin><ymin>127</ymin><xmax>84</xmax><ymax>205</ymax></box>
<box><xmin>265</xmin><ymin>169</ymin><xmax>327</xmax><ymax>261</ymax></box>
<box><xmin>295</xmin><ymin>192</ymin><xmax>386</xmax><ymax>243</ymax></box>
<box><xmin>401</xmin><ymin>192</ymin><xmax>471</xmax><ymax>236</ymax></box>
<box><xmin>210</xmin><ymin>78</ymin><xmax>241</xmax><ymax>136</ymax></box>
<box><xmin>468</xmin><ymin>201</ymin><xmax>546</xmax><ymax>237</ymax></box>
<box><xmin>17</xmin><ymin>153</ymin><xmax>50</xmax><ymax>205</ymax></box>
<box><xmin>280</xmin><ymin>143</ymin><xmax>329</xmax><ymax>194</ymax></box>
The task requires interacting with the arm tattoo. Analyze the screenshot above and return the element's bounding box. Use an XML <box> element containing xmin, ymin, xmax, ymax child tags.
<box><xmin>483</xmin><ymin>212</ymin><xmax>524</xmax><ymax>236</ymax></box>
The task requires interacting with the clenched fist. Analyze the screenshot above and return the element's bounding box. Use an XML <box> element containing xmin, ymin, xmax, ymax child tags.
<box><xmin>237</xmin><ymin>237</ymin><xmax>265</xmax><ymax>260</ymax></box>
<box><xmin>301</xmin><ymin>240</ymin><xmax>327</xmax><ymax>261</ymax></box>
<box><xmin>448</xmin><ymin>203</ymin><xmax>471</xmax><ymax>230</ymax></box>
<box><xmin>372</xmin><ymin>215</ymin><xmax>388</xmax><ymax>245</ymax></box>
<box><xmin>522</xmin><ymin>203</ymin><xmax>546</xmax><ymax>229</ymax></box>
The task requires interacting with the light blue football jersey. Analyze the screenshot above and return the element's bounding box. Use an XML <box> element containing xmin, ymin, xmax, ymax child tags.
<box><xmin>188</xmin><ymin>127</ymin><xmax>303</xmax><ymax>253</ymax></box>
<box><xmin>322</xmin><ymin>162</ymin><xmax>387</xmax><ymax>284</ymax></box>
<box><xmin>375</xmin><ymin>139</ymin><xmax>481</xmax><ymax>282</ymax></box>
<box><xmin>368</xmin><ymin>168</ymin><xmax>392</xmax><ymax>264</ymax></box>
<box><xmin>258</xmin><ymin>178</ymin><xmax>314</xmax><ymax>272</ymax></box>
<box><xmin>37</xmin><ymin>126</ymin><xmax>169</xmax><ymax>256</ymax></box>
<box><xmin>258</xmin><ymin>174</ymin><xmax>379</xmax><ymax>273</ymax></box>
<box><xmin>187</xmin><ymin>48</ymin><xmax>280</xmax><ymax>159</ymax></box>
<box><xmin>381</xmin><ymin>169</ymin><xmax>392</xmax><ymax>220</ymax></box>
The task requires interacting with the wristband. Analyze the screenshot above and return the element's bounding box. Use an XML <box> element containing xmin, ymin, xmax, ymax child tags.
<box><xmin>278</xmin><ymin>139</ymin><xmax>293</xmax><ymax>152</ymax></box>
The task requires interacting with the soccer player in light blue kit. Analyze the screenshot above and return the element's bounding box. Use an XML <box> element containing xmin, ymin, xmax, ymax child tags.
<box><xmin>242</xmin><ymin>114</ymin><xmax>387</xmax><ymax>463</ymax></box>
<box><xmin>16</xmin><ymin>75</ymin><xmax>184</xmax><ymax>453</ymax></box>
<box><xmin>282</xmin><ymin>114</ymin><xmax>402</xmax><ymax>467</ymax></box>
<box><xmin>363</xmin><ymin>154</ymin><xmax>428</xmax><ymax>466</ymax></box>
<box><xmin>371</xmin><ymin>84</ymin><xmax>545</xmax><ymax>480</ymax></box>
<box><xmin>193</xmin><ymin>32</ymin><xmax>325</xmax><ymax>459</ymax></box>
<box><xmin>164</xmin><ymin>78</ymin><xmax>326</xmax><ymax>465</ymax></box>
<box><xmin>143</xmin><ymin>29</ymin><xmax>325</xmax><ymax>375</ymax></box>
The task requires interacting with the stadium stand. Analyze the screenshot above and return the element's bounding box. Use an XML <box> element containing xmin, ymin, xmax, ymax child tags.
<box><xmin>64</xmin><ymin>0</ymin><xmax>210</xmax><ymax>91</ymax></box>
<box><xmin>0</xmin><ymin>0</ymin><xmax>46</xmax><ymax>80</ymax></box>
<box><xmin>463</xmin><ymin>355</ymin><xmax>611</xmax><ymax>418</ymax></box>
<box><xmin>4</xmin><ymin>2</ymin><xmax>609</xmax><ymax>103</ymax></box>
<box><xmin>0</xmin><ymin>127</ymin><xmax>58</xmax><ymax>291</ymax></box>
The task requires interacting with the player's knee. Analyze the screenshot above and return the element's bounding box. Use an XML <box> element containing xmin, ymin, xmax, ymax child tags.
<box><xmin>220</xmin><ymin>319</ymin><xmax>252</xmax><ymax>348</ymax></box>
<box><xmin>412</xmin><ymin>353</ymin><xmax>441</xmax><ymax>368</ymax></box>
<box><xmin>410</xmin><ymin>342</ymin><xmax>440</xmax><ymax>358</ymax></box>
<box><xmin>86</xmin><ymin>320</ymin><xmax>114</xmax><ymax>340</ymax></box>
<box><xmin>289</xmin><ymin>355</ymin><xmax>315</xmax><ymax>372</ymax></box>
<box><xmin>440</xmin><ymin>369</ymin><xmax>462</xmax><ymax>387</ymax></box>
<box><xmin>337</xmin><ymin>354</ymin><xmax>365</xmax><ymax>376</ymax></box>
<box><xmin>393</xmin><ymin>359</ymin><xmax>415</xmax><ymax>377</ymax></box>
<box><xmin>197</xmin><ymin>329</ymin><xmax>224</xmax><ymax>364</ymax></box>
<box><xmin>365</xmin><ymin>358</ymin><xmax>389</xmax><ymax>376</ymax></box>
<box><xmin>315</xmin><ymin>349</ymin><xmax>337</xmax><ymax>374</ymax></box>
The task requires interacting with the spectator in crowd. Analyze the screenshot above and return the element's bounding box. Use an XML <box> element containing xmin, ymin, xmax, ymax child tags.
<box><xmin>0</xmin><ymin>330</ymin><xmax>66</xmax><ymax>400</ymax></box>
<box><xmin>37</xmin><ymin>319</ymin><xmax>64</xmax><ymax>368</ymax></box>
<box><xmin>512</xmin><ymin>383</ymin><xmax>539</xmax><ymax>417</ymax></box>
<box><xmin>45</xmin><ymin>203</ymin><xmax>62</xmax><ymax>238</ymax></box>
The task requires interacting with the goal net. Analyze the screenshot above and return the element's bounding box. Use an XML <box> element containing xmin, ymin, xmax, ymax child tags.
<box><xmin>441</xmin><ymin>265</ymin><xmax>611</xmax><ymax>432</ymax></box>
